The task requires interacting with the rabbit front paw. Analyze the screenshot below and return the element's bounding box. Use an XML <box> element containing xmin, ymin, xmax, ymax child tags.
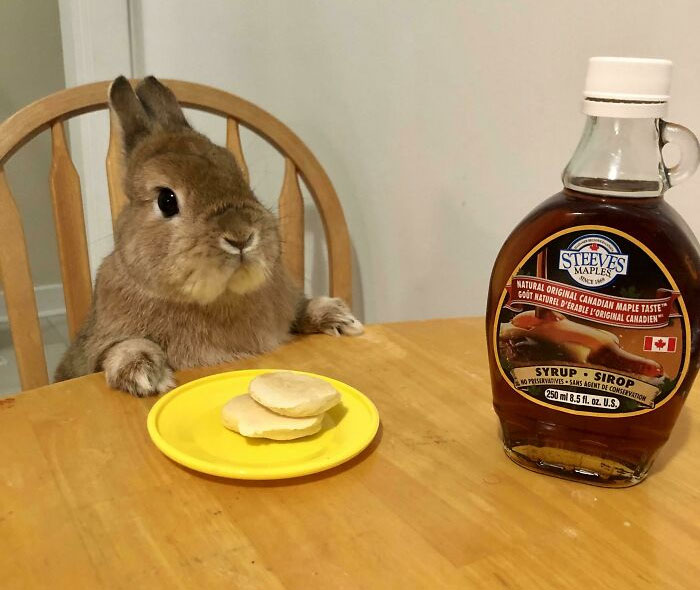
<box><xmin>103</xmin><ymin>338</ymin><xmax>176</xmax><ymax>397</ymax></box>
<box><xmin>300</xmin><ymin>296</ymin><xmax>364</xmax><ymax>337</ymax></box>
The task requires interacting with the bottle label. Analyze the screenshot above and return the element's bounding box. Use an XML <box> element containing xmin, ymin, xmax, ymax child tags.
<box><xmin>493</xmin><ymin>225</ymin><xmax>690</xmax><ymax>416</ymax></box>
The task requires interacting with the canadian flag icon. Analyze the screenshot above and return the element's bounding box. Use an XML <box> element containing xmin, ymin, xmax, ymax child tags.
<box><xmin>643</xmin><ymin>336</ymin><xmax>677</xmax><ymax>352</ymax></box>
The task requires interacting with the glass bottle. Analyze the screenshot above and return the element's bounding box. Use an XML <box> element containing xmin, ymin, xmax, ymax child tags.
<box><xmin>486</xmin><ymin>57</ymin><xmax>700</xmax><ymax>486</ymax></box>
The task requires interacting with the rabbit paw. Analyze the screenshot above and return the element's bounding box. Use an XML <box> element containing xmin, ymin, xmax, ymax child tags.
<box><xmin>300</xmin><ymin>296</ymin><xmax>364</xmax><ymax>337</ymax></box>
<box><xmin>103</xmin><ymin>338</ymin><xmax>176</xmax><ymax>397</ymax></box>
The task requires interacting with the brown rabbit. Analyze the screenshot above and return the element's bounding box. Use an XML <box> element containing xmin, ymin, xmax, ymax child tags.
<box><xmin>55</xmin><ymin>76</ymin><xmax>362</xmax><ymax>396</ymax></box>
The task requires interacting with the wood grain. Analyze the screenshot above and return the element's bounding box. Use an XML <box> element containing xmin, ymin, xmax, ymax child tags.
<box><xmin>1</xmin><ymin>319</ymin><xmax>698</xmax><ymax>589</ymax></box>
<box><xmin>49</xmin><ymin>121</ymin><xmax>92</xmax><ymax>340</ymax></box>
<box><xmin>0</xmin><ymin>169</ymin><xmax>48</xmax><ymax>389</ymax></box>
<box><xmin>279</xmin><ymin>158</ymin><xmax>305</xmax><ymax>287</ymax></box>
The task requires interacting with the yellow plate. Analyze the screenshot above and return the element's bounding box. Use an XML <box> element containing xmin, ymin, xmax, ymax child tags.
<box><xmin>147</xmin><ymin>369</ymin><xmax>380</xmax><ymax>480</ymax></box>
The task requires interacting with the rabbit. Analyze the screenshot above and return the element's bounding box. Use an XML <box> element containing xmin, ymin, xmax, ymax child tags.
<box><xmin>54</xmin><ymin>75</ymin><xmax>363</xmax><ymax>396</ymax></box>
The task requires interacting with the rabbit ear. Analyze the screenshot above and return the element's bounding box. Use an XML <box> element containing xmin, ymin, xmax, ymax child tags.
<box><xmin>109</xmin><ymin>76</ymin><xmax>152</xmax><ymax>152</ymax></box>
<box><xmin>135</xmin><ymin>76</ymin><xmax>191</xmax><ymax>130</ymax></box>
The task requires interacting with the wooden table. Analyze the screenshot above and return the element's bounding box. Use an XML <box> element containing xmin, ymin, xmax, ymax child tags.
<box><xmin>1</xmin><ymin>318</ymin><xmax>698</xmax><ymax>589</ymax></box>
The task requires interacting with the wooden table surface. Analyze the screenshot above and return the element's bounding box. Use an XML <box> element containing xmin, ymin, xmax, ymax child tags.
<box><xmin>1</xmin><ymin>318</ymin><xmax>698</xmax><ymax>589</ymax></box>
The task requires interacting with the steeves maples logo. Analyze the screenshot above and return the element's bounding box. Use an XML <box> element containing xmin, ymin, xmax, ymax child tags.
<box><xmin>559</xmin><ymin>234</ymin><xmax>629</xmax><ymax>288</ymax></box>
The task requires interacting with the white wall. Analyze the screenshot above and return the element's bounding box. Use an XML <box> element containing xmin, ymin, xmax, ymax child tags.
<box><xmin>0</xmin><ymin>0</ymin><xmax>65</xmax><ymax>287</ymax></box>
<box><xmin>101</xmin><ymin>1</ymin><xmax>700</xmax><ymax>322</ymax></box>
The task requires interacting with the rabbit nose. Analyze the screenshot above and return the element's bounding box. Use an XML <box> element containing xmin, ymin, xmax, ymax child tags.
<box><xmin>224</xmin><ymin>233</ymin><xmax>253</xmax><ymax>251</ymax></box>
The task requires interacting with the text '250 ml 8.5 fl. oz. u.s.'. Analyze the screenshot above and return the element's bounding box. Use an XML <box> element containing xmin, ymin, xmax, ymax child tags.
<box><xmin>487</xmin><ymin>57</ymin><xmax>700</xmax><ymax>487</ymax></box>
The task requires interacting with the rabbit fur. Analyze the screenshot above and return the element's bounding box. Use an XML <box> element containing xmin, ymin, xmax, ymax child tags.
<box><xmin>54</xmin><ymin>76</ymin><xmax>362</xmax><ymax>396</ymax></box>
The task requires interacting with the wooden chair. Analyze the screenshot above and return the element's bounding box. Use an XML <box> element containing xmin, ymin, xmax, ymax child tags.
<box><xmin>0</xmin><ymin>80</ymin><xmax>352</xmax><ymax>391</ymax></box>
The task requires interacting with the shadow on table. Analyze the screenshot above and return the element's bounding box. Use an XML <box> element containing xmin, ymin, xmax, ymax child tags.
<box><xmin>174</xmin><ymin>422</ymin><xmax>384</xmax><ymax>488</ymax></box>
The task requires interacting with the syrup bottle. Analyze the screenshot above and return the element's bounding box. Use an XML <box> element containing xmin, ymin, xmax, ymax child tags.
<box><xmin>486</xmin><ymin>57</ymin><xmax>700</xmax><ymax>487</ymax></box>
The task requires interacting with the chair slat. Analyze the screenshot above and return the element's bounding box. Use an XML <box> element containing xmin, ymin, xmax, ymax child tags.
<box><xmin>107</xmin><ymin>110</ymin><xmax>128</xmax><ymax>229</ymax></box>
<box><xmin>50</xmin><ymin>122</ymin><xmax>92</xmax><ymax>340</ymax></box>
<box><xmin>0</xmin><ymin>168</ymin><xmax>49</xmax><ymax>388</ymax></box>
<box><xmin>295</xmin><ymin>167</ymin><xmax>351</xmax><ymax>304</ymax></box>
<box><xmin>226</xmin><ymin>117</ymin><xmax>249</xmax><ymax>183</ymax></box>
<box><xmin>279</xmin><ymin>158</ymin><xmax>305</xmax><ymax>286</ymax></box>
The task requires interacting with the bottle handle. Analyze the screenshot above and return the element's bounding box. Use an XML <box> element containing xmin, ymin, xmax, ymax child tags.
<box><xmin>660</xmin><ymin>120</ymin><xmax>700</xmax><ymax>187</ymax></box>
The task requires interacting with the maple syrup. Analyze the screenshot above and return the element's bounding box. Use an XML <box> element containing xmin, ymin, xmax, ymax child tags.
<box><xmin>486</xmin><ymin>58</ymin><xmax>700</xmax><ymax>486</ymax></box>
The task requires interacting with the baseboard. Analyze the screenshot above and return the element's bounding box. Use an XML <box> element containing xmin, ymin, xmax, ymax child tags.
<box><xmin>0</xmin><ymin>284</ymin><xmax>66</xmax><ymax>324</ymax></box>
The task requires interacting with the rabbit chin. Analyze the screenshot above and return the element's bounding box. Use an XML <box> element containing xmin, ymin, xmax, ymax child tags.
<box><xmin>179</xmin><ymin>260</ymin><xmax>269</xmax><ymax>304</ymax></box>
<box><xmin>227</xmin><ymin>261</ymin><xmax>269</xmax><ymax>295</ymax></box>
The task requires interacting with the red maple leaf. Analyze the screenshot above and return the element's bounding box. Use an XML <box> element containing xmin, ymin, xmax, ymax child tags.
<box><xmin>589</xmin><ymin>243</ymin><xmax>599</xmax><ymax>251</ymax></box>
<box><xmin>654</xmin><ymin>338</ymin><xmax>666</xmax><ymax>349</ymax></box>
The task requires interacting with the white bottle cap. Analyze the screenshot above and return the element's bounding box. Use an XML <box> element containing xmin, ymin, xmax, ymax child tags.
<box><xmin>582</xmin><ymin>57</ymin><xmax>672</xmax><ymax>118</ymax></box>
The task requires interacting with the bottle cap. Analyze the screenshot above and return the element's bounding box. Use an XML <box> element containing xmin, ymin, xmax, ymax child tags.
<box><xmin>582</xmin><ymin>57</ymin><xmax>672</xmax><ymax>118</ymax></box>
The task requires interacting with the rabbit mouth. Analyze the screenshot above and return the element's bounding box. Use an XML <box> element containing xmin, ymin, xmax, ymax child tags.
<box><xmin>218</xmin><ymin>234</ymin><xmax>258</xmax><ymax>256</ymax></box>
<box><xmin>216</xmin><ymin>233</ymin><xmax>270</xmax><ymax>294</ymax></box>
<box><xmin>178</xmin><ymin>256</ymin><xmax>270</xmax><ymax>304</ymax></box>
<box><xmin>227</xmin><ymin>260</ymin><xmax>270</xmax><ymax>295</ymax></box>
<box><xmin>172</xmin><ymin>232</ymin><xmax>270</xmax><ymax>304</ymax></box>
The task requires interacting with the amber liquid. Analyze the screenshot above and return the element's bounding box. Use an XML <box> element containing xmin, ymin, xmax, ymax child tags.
<box><xmin>486</xmin><ymin>188</ymin><xmax>700</xmax><ymax>486</ymax></box>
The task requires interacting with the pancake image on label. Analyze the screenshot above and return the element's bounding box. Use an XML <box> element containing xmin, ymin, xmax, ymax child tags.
<box><xmin>249</xmin><ymin>371</ymin><xmax>341</xmax><ymax>417</ymax></box>
<box><xmin>221</xmin><ymin>395</ymin><xmax>324</xmax><ymax>440</ymax></box>
<box><xmin>499</xmin><ymin>309</ymin><xmax>663</xmax><ymax>380</ymax></box>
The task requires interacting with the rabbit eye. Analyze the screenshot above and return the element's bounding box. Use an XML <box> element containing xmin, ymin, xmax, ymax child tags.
<box><xmin>157</xmin><ymin>187</ymin><xmax>179</xmax><ymax>218</ymax></box>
